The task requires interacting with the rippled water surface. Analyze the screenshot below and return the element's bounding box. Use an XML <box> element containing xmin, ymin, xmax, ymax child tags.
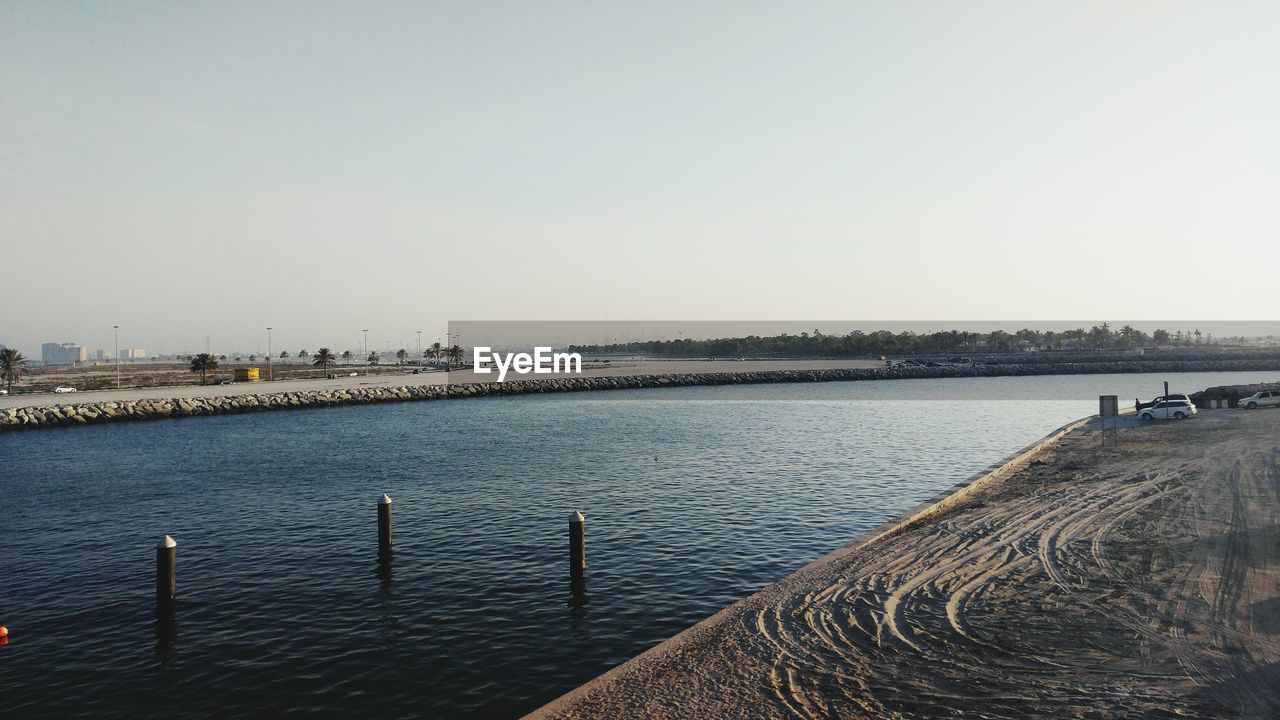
<box><xmin>1</xmin><ymin>371</ymin><xmax>1274</xmax><ymax>718</ymax></box>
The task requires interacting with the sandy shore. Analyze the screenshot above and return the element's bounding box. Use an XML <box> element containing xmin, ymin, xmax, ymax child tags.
<box><xmin>528</xmin><ymin>409</ymin><xmax>1280</xmax><ymax>719</ymax></box>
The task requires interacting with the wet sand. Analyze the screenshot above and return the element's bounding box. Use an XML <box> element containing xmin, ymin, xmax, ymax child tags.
<box><xmin>529</xmin><ymin>410</ymin><xmax>1280</xmax><ymax>719</ymax></box>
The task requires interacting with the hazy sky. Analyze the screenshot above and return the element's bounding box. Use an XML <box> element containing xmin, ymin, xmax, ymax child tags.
<box><xmin>2</xmin><ymin>1</ymin><xmax>1277</xmax><ymax>355</ymax></box>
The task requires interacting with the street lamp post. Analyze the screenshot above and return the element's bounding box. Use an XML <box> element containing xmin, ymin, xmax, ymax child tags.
<box><xmin>416</xmin><ymin>331</ymin><xmax>422</xmax><ymax>364</ymax></box>
<box><xmin>267</xmin><ymin>327</ymin><xmax>273</xmax><ymax>381</ymax></box>
<box><xmin>362</xmin><ymin>329</ymin><xmax>369</xmax><ymax>365</ymax></box>
<box><xmin>446</xmin><ymin>331</ymin><xmax>462</xmax><ymax>369</ymax></box>
<box><xmin>113</xmin><ymin>325</ymin><xmax>120</xmax><ymax>389</ymax></box>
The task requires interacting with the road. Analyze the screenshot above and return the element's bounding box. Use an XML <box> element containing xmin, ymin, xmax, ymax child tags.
<box><xmin>1</xmin><ymin>358</ymin><xmax>883</xmax><ymax>411</ymax></box>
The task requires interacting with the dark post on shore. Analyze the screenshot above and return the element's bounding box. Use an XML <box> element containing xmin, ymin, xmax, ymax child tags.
<box><xmin>378</xmin><ymin>494</ymin><xmax>393</xmax><ymax>557</ymax></box>
<box><xmin>569</xmin><ymin>510</ymin><xmax>586</xmax><ymax>580</ymax></box>
<box><xmin>156</xmin><ymin>535</ymin><xmax>176</xmax><ymax>609</ymax></box>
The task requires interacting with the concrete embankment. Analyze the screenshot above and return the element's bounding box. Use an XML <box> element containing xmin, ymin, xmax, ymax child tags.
<box><xmin>3</xmin><ymin>358</ymin><xmax>1278</xmax><ymax>432</ymax></box>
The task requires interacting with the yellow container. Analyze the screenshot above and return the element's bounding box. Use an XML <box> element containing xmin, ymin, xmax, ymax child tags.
<box><xmin>234</xmin><ymin>367</ymin><xmax>261</xmax><ymax>382</ymax></box>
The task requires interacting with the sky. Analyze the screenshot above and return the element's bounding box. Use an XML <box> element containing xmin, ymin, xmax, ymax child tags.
<box><xmin>2</xmin><ymin>1</ymin><xmax>1277</xmax><ymax>356</ymax></box>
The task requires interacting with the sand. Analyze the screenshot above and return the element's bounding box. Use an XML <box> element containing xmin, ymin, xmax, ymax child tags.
<box><xmin>528</xmin><ymin>410</ymin><xmax>1280</xmax><ymax>719</ymax></box>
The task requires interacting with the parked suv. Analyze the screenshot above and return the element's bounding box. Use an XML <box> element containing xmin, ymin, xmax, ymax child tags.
<box><xmin>1139</xmin><ymin>400</ymin><xmax>1197</xmax><ymax>420</ymax></box>
<box><xmin>1240</xmin><ymin>390</ymin><xmax>1280</xmax><ymax>410</ymax></box>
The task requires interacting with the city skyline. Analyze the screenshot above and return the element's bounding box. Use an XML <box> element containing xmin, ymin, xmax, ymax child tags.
<box><xmin>8</xmin><ymin>319</ymin><xmax>1280</xmax><ymax>362</ymax></box>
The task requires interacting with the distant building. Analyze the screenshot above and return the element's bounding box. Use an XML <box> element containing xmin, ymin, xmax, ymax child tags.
<box><xmin>95</xmin><ymin>349</ymin><xmax>113</xmax><ymax>361</ymax></box>
<box><xmin>42</xmin><ymin>342</ymin><xmax>87</xmax><ymax>365</ymax></box>
<box><xmin>122</xmin><ymin>348</ymin><xmax>146</xmax><ymax>360</ymax></box>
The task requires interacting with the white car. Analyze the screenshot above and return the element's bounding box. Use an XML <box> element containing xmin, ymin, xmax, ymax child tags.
<box><xmin>1240</xmin><ymin>390</ymin><xmax>1280</xmax><ymax>409</ymax></box>
<box><xmin>0</xmin><ymin>389</ymin><xmax>7</xmax><ymax>396</ymax></box>
<box><xmin>52</xmin><ymin>386</ymin><xmax>77</xmax><ymax>393</ymax></box>
<box><xmin>1139</xmin><ymin>399</ymin><xmax>1196</xmax><ymax>420</ymax></box>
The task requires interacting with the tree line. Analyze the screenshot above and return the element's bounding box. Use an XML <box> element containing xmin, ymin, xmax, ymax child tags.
<box><xmin>175</xmin><ymin>343</ymin><xmax>464</xmax><ymax>368</ymax></box>
<box><xmin>570</xmin><ymin>324</ymin><xmax>1229</xmax><ymax>358</ymax></box>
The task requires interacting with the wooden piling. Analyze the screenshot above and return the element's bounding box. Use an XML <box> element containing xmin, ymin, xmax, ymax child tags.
<box><xmin>569</xmin><ymin>510</ymin><xmax>586</xmax><ymax>580</ymax></box>
<box><xmin>378</xmin><ymin>494</ymin><xmax>393</xmax><ymax>556</ymax></box>
<box><xmin>156</xmin><ymin>535</ymin><xmax>176</xmax><ymax>608</ymax></box>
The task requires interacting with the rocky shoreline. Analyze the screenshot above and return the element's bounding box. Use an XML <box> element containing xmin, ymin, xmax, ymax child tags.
<box><xmin>4</xmin><ymin>358</ymin><xmax>1279</xmax><ymax>432</ymax></box>
<box><xmin>1190</xmin><ymin>381</ymin><xmax>1280</xmax><ymax>407</ymax></box>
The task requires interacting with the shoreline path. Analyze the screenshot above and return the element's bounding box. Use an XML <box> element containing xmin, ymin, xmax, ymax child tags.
<box><xmin>529</xmin><ymin>411</ymin><xmax>1280</xmax><ymax>719</ymax></box>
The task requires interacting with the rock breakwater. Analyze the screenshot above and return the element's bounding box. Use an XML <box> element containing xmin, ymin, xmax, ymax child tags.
<box><xmin>4</xmin><ymin>358</ymin><xmax>1279</xmax><ymax>432</ymax></box>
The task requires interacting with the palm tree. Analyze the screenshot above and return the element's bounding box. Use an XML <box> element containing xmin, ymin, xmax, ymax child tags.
<box><xmin>1087</xmin><ymin>324</ymin><xmax>1112</xmax><ymax>351</ymax></box>
<box><xmin>396</xmin><ymin>348</ymin><xmax>407</xmax><ymax>365</ymax></box>
<box><xmin>1117</xmin><ymin>325</ymin><xmax>1140</xmax><ymax>349</ymax></box>
<box><xmin>1</xmin><ymin>348</ymin><xmax>28</xmax><ymax>394</ymax></box>
<box><xmin>190</xmin><ymin>353</ymin><xmax>218</xmax><ymax>384</ymax></box>
<box><xmin>298</xmin><ymin>349</ymin><xmax>309</xmax><ymax>362</ymax></box>
<box><xmin>249</xmin><ymin>354</ymin><xmax>257</xmax><ymax>362</ymax></box>
<box><xmin>367</xmin><ymin>351</ymin><xmax>380</xmax><ymax>366</ymax></box>
<box><xmin>279</xmin><ymin>350</ymin><xmax>289</xmax><ymax>362</ymax></box>
<box><xmin>312</xmin><ymin>348</ymin><xmax>337</xmax><ymax>375</ymax></box>
<box><xmin>447</xmin><ymin>344</ymin><xmax>463</xmax><ymax>368</ymax></box>
<box><xmin>342</xmin><ymin>350</ymin><xmax>352</xmax><ymax>365</ymax></box>
<box><xmin>429</xmin><ymin>342</ymin><xmax>443</xmax><ymax>367</ymax></box>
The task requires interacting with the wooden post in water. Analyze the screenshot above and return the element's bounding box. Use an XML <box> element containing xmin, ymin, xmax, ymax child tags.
<box><xmin>156</xmin><ymin>535</ymin><xmax>176</xmax><ymax>608</ymax></box>
<box><xmin>378</xmin><ymin>494</ymin><xmax>393</xmax><ymax>557</ymax></box>
<box><xmin>569</xmin><ymin>510</ymin><xmax>586</xmax><ymax>580</ymax></box>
